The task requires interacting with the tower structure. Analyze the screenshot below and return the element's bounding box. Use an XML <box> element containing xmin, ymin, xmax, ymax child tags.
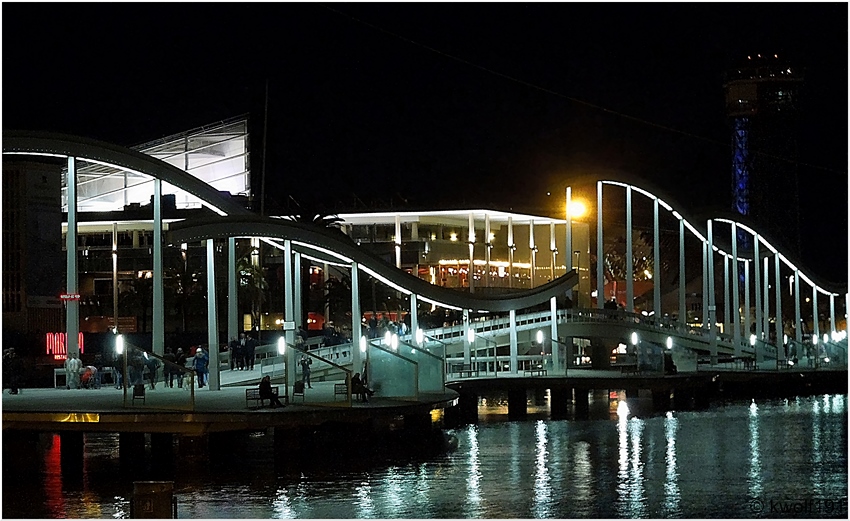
<box><xmin>723</xmin><ymin>54</ymin><xmax>803</xmax><ymax>255</ymax></box>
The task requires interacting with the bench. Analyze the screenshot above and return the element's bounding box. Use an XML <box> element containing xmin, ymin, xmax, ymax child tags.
<box><xmin>245</xmin><ymin>386</ymin><xmax>279</xmax><ymax>408</ymax></box>
<box><xmin>523</xmin><ymin>368</ymin><xmax>548</xmax><ymax>377</ymax></box>
<box><xmin>333</xmin><ymin>383</ymin><xmax>348</xmax><ymax>400</ymax></box>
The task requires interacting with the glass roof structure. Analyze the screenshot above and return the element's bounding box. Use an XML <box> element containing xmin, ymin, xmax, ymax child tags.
<box><xmin>62</xmin><ymin>116</ymin><xmax>249</xmax><ymax>212</ymax></box>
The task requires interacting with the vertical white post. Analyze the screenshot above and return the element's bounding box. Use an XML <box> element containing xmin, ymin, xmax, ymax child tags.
<box><xmin>394</xmin><ymin>214</ymin><xmax>402</xmax><ymax>269</ymax></box>
<box><xmin>228</xmin><ymin>238</ymin><xmax>238</xmax><ymax>343</ymax></box>
<box><xmin>625</xmin><ymin>186</ymin><xmax>634</xmax><ymax>312</ymax></box>
<box><xmin>812</xmin><ymin>287</ymin><xmax>819</xmax><ymax>354</ymax></box>
<box><xmin>550</xmin><ymin>296</ymin><xmax>558</xmax><ymax>373</ymax></box>
<box><xmin>723</xmin><ymin>256</ymin><xmax>730</xmax><ymax>334</ymax></box>
<box><xmin>152</xmin><ymin>179</ymin><xmax>164</xmax><ymax>356</ymax></box>
<box><xmin>509</xmin><ymin>309</ymin><xmax>518</xmax><ymax>373</ymax></box>
<box><xmin>507</xmin><ymin>216</ymin><xmax>514</xmax><ymax>289</ymax></box>
<box><xmin>707</xmin><ymin>220</ymin><xmax>717</xmax><ymax>362</ymax></box>
<box><xmin>410</xmin><ymin>293</ymin><xmax>418</xmax><ymax>342</ymax></box>
<box><xmin>702</xmin><ymin>241</ymin><xmax>709</xmax><ymax>329</ymax></box>
<box><xmin>529</xmin><ymin>220</ymin><xmax>536</xmax><ymax>288</ymax></box>
<box><xmin>294</xmin><ymin>251</ymin><xmax>302</xmax><ymax>330</ymax></box>
<box><xmin>468</xmin><ymin>213</ymin><xmax>475</xmax><ymax>293</ymax></box>
<box><xmin>653</xmin><ymin>198</ymin><xmax>660</xmax><ymax>318</ymax></box>
<box><xmin>596</xmin><ymin>182</ymin><xmax>604</xmax><ymax>309</ymax></box>
<box><xmin>794</xmin><ymin>271</ymin><xmax>802</xmax><ymax>345</ymax></box>
<box><xmin>744</xmin><ymin>260</ymin><xmax>751</xmax><ymax>347</ymax></box>
<box><xmin>351</xmin><ymin>262</ymin><xmax>361</xmax><ymax>375</ymax></box>
<box><xmin>283</xmin><ymin>240</ymin><xmax>295</xmax><ymax>350</ymax></box>
<box><xmin>549</xmin><ymin>222</ymin><xmax>557</xmax><ymax>282</ymax></box>
<box><xmin>206</xmin><ymin>239</ymin><xmax>220</xmax><ymax>391</ymax></box>
<box><xmin>566</xmin><ymin>186</ymin><xmax>573</xmax><ymax>303</ymax></box>
<box><xmin>66</xmin><ymin>157</ymin><xmax>80</xmax><ymax>358</ymax></box>
<box><xmin>754</xmin><ymin>236</ymin><xmax>762</xmax><ymax>340</ymax></box>
<box><xmin>112</xmin><ymin>223</ymin><xmax>118</xmax><ymax>333</ymax></box>
<box><xmin>678</xmin><ymin>217</ymin><xmax>685</xmax><ymax>325</ymax></box>
<box><xmin>463</xmin><ymin>309</ymin><xmax>471</xmax><ymax>365</ymax></box>
<box><xmin>762</xmin><ymin>256</ymin><xmax>770</xmax><ymax>341</ymax></box>
<box><xmin>774</xmin><ymin>255</ymin><xmax>784</xmax><ymax>361</ymax></box>
<box><xmin>731</xmin><ymin>224</ymin><xmax>741</xmax><ymax>355</ymax></box>
<box><xmin>484</xmin><ymin>213</ymin><xmax>491</xmax><ymax>288</ymax></box>
<box><xmin>829</xmin><ymin>294</ymin><xmax>836</xmax><ymax>336</ymax></box>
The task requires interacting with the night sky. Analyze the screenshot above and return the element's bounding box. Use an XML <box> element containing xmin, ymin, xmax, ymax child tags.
<box><xmin>2</xmin><ymin>2</ymin><xmax>847</xmax><ymax>282</ymax></box>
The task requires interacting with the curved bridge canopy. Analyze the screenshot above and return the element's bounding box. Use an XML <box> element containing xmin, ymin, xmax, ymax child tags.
<box><xmin>167</xmin><ymin>216</ymin><xmax>578</xmax><ymax>313</ymax></box>
<box><xmin>3</xmin><ymin>130</ymin><xmax>251</xmax><ymax>217</ymax></box>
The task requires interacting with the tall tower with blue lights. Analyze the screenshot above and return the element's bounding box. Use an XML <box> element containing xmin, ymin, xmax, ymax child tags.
<box><xmin>723</xmin><ymin>54</ymin><xmax>803</xmax><ymax>255</ymax></box>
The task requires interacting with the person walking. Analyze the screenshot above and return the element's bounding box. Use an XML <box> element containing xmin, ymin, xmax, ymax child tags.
<box><xmin>299</xmin><ymin>355</ymin><xmax>313</xmax><ymax>389</ymax></box>
<box><xmin>145</xmin><ymin>352</ymin><xmax>161</xmax><ymax>390</ymax></box>
<box><xmin>175</xmin><ymin>348</ymin><xmax>187</xmax><ymax>388</ymax></box>
<box><xmin>193</xmin><ymin>347</ymin><xmax>209</xmax><ymax>388</ymax></box>
<box><xmin>228</xmin><ymin>337</ymin><xmax>239</xmax><ymax>371</ymax></box>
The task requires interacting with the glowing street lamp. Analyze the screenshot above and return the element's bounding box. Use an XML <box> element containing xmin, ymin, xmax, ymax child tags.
<box><xmin>384</xmin><ymin>330</ymin><xmax>392</xmax><ymax>346</ymax></box>
<box><xmin>391</xmin><ymin>333</ymin><xmax>399</xmax><ymax>350</ymax></box>
<box><xmin>536</xmin><ymin>330</ymin><xmax>544</xmax><ymax>345</ymax></box>
<box><xmin>360</xmin><ymin>335</ymin><xmax>367</xmax><ymax>353</ymax></box>
<box><xmin>666</xmin><ymin>336</ymin><xmax>673</xmax><ymax>350</ymax></box>
<box><xmin>568</xmin><ymin>200</ymin><xmax>587</xmax><ymax>219</ymax></box>
<box><xmin>630</xmin><ymin>332</ymin><xmax>638</xmax><ymax>346</ymax></box>
<box><xmin>750</xmin><ymin>334</ymin><xmax>756</xmax><ymax>346</ymax></box>
<box><xmin>115</xmin><ymin>334</ymin><xmax>124</xmax><ymax>354</ymax></box>
<box><xmin>416</xmin><ymin>328</ymin><xmax>424</xmax><ymax>345</ymax></box>
<box><xmin>277</xmin><ymin>336</ymin><xmax>286</xmax><ymax>355</ymax></box>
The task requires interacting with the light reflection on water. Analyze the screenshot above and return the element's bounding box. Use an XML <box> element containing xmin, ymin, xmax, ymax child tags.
<box><xmin>3</xmin><ymin>394</ymin><xmax>847</xmax><ymax>519</ymax></box>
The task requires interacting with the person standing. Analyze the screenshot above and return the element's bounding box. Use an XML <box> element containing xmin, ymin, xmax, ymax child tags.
<box><xmin>65</xmin><ymin>353</ymin><xmax>82</xmax><ymax>390</ymax></box>
<box><xmin>245</xmin><ymin>334</ymin><xmax>257</xmax><ymax>371</ymax></box>
<box><xmin>145</xmin><ymin>352</ymin><xmax>161</xmax><ymax>390</ymax></box>
<box><xmin>228</xmin><ymin>337</ymin><xmax>239</xmax><ymax>371</ymax></box>
<box><xmin>163</xmin><ymin>347</ymin><xmax>177</xmax><ymax>388</ymax></box>
<box><xmin>193</xmin><ymin>347</ymin><xmax>209</xmax><ymax>388</ymax></box>
<box><xmin>299</xmin><ymin>355</ymin><xmax>313</xmax><ymax>389</ymax></box>
<box><xmin>237</xmin><ymin>333</ymin><xmax>247</xmax><ymax>370</ymax></box>
<box><xmin>175</xmin><ymin>348</ymin><xmax>187</xmax><ymax>388</ymax></box>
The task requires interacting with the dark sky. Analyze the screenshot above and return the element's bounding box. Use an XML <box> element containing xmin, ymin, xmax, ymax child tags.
<box><xmin>3</xmin><ymin>2</ymin><xmax>847</xmax><ymax>282</ymax></box>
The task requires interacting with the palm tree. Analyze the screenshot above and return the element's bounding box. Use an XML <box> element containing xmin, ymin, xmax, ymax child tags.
<box><xmin>236</xmin><ymin>248</ymin><xmax>268</xmax><ymax>332</ymax></box>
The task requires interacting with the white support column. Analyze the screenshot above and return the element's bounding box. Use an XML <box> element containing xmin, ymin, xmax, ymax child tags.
<box><xmin>550</xmin><ymin>296</ymin><xmax>558</xmax><ymax>373</ymax></box>
<box><xmin>394</xmin><ymin>215</ymin><xmax>402</xmax><ymax>269</ymax></box>
<box><xmin>351</xmin><ymin>262</ymin><xmax>362</xmax><ymax>375</ymax></box>
<box><xmin>509</xmin><ymin>309</ymin><xmax>518</xmax><ymax>373</ymax></box>
<box><xmin>283</xmin><ymin>240</ymin><xmax>295</xmax><ymax>350</ymax></box>
<box><xmin>597</xmin><ymin>182</ymin><xmax>604</xmax><ymax>309</ymax></box>
<box><xmin>323</xmin><ymin>262</ymin><xmax>330</xmax><ymax>322</ymax></box>
<box><xmin>678</xmin><ymin>217</ymin><xmax>685</xmax><ymax>324</ymax></box>
<box><xmin>754</xmin><ymin>236</ymin><xmax>762</xmax><ymax>340</ymax></box>
<box><xmin>468</xmin><ymin>213</ymin><xmax>475</xmax><ymax>293</ymax></box>
<box><xmin>566</xmin><ymin>186</ymin><xmax>573</xmax><ymax>303</ymax></box>
<box><xmin>529</xmin><ymin>220</ymin><xmax>536</xmax><ymax>288</ymax></box>
<box><xmin>762</xmin><ymin>256</ymin><xmax>770</xmax><ymax>341</ymax></box>
<box><xmin>294</xmin><ymin>251</ymin><xmax>302</xmax><ymax>330</ymax></box>
<box><xmin>228</xmin><ymin>238</ymin><xmax>238</xmax><ymax>342</ymax></box>
<box><xmin>794</xmin><ymin>271</ymin><xmax>802</xmax><ymax>345</ymax></box>
<box><xmin>625</xmin><ymin>186</ymin><xmax>634</xmax><ymax>312</ymax></box>
<box><xmin>112</xmin><ymin>223</ymin><xmax>118</xmax><ymax>333</ymax></box>
<box><xmin>702</xmin><ymin>241</ymin><xmax>709</xmax><ymax>330</ymax></box>
<box><xmin>463</xmin><ymin>309</ymin><xmax>471</xmax><ymax>365</ymax></box>
<box><xmin>152</xmin><ymin>179</ymin><xmax>164</xmax><ymax>356</ymax></box>
<box><xmin>774</xmin><ymin>255</ymin><xmax>784</xmax><ymax>361</ymax></box>
<box><xmin>549</xmin><ymin>222</ymin><xmax>557</xmax><ymax>282</ymax></box>
<box><xmin>206</xmin><ymin>239</ymin><xmax>220</xmax><ymax>391</ymax></box>
<box><xmin>65</xmin><ymin>157</ymin><xmax>80</xmax><ymax>358</ymax></box>
<box><xmin>508</xmin><ymin>216</ymin><xmax>514</xmax><ymax>289</ymax></box>
<box><xmin>484</xmin><ymin>213</ymin><xmax>491</xmax><ymax>288</ymax></box>
<box><xmin>829</xmin><ymin>294</ymin><xmax>836</xmax><ymax>335</ymax></box>
<box><xmin>653</xmin><ymin>198</ymin><xmax>660</xmax><ymax>318</ymax></box>
<box><xmin>707</xmin><ymin>221</ymin><xmax>717</xmax><ymax>362</ymax></box>
<box><xmin>723</xmin><ymin>256</ymin><xmax>730</xmax><ymax>334</ymax></box>
<box><xmin>744</xmin><ymin>260</ymin><xmax>751</xmax><ymax>346</ymax></box>
<box><xmin>731</xmin><ymin>224</ymin><xmax>741</xmax><ymax>355</ymax></box>
<box><xmin>410</xmin><ymin>293</ymin><xmax>418</xmax><ymax>342</ymax></box>
<box><xmin>812</xmin><ymin>287</ymin><xmax>819</xmax><ymax>348</ymax></box>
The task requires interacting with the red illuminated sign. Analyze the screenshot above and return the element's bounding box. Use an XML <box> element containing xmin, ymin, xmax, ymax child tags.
<box><xmin>46</xmin><ymin>332</ymin><xmax>85</xmax><ymax>360</ymax></box>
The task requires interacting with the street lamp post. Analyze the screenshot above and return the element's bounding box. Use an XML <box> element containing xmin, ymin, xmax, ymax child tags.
<box><xmin>631</xmin><ymin>331</ymin><xmax>639</xmax><ymax>372</ymax></box>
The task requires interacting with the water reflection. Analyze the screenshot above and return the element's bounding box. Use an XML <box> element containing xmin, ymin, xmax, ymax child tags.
<box><xmin>465</xmin><ymin>425</ymin><xmax>482</xmax><ymax>517</ymax></box>
<box><xmin>663</xmin><ymin>412</ymin><xmax>681</xmax><ymax>517</ymax></box>
<box><xmin>272</xmin><ymin>487</ymin><xmax>295</xmax><ymax>518</ymax></box>
<box><xmin>533</xmin><ymin>420</ymin><xmax>551</xmax><ymax>517</ymax></box>
<box><xmin>748</xmin><ymin>400</ymin><xmax>762</xmax><ymax>500</ymax></box>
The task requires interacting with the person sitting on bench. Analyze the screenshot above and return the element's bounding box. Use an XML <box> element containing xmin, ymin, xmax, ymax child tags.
<box><xmin>351</xmin><ymin>372</ymin><xmax>374</xmax><ymax>403</ymax></box>
<box><xmin>259</xmin><ymin>375</ymin><xmax>285</xmax><ymax>408</ymax></box>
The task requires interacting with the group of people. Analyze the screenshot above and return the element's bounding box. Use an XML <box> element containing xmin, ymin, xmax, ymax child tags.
<box><xmin>365</xmin><ymin>314</ymin><xmax>409</xmax><ymax>340</ymax></box>
<box><xmin>228</xmin><ymin>333</ymin><xmax>257</xmax><ymax>371</ymax></box>
<box><xmin>110</xmin><ymin>345</ymin><xmax>210</xmax><ymax>389</ymax></box>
